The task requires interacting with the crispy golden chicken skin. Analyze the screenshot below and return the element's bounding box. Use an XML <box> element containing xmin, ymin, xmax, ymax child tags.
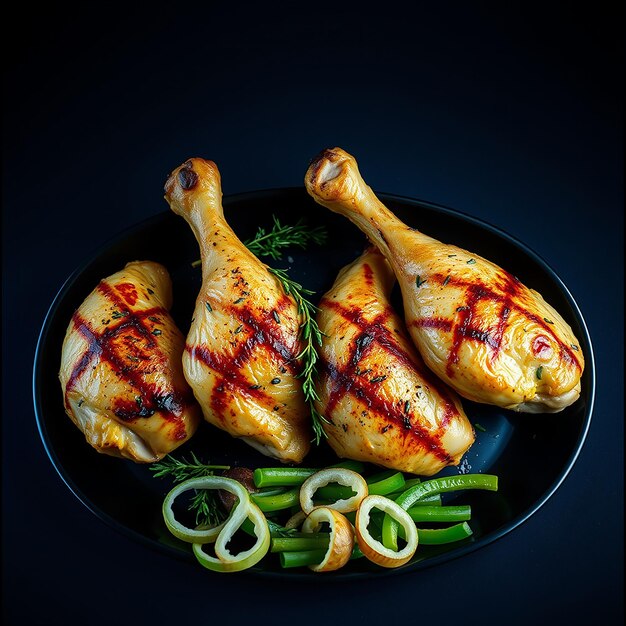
<box><xmin>164</xmin><ymin>158</ymin><xmax>311</xmax><ymax>463</ymax></box>
<box><xmin>316</xmin><ymin>247</ymin><xmax>474</xmax><ymax>475</ymax></box>
<box><xmin>59</xmin><ymin>261</ymin><xmax>201</xmax><ymax>462</ymax></box>
<box><xmin>306</xmin><ymin>148</ymin><xmax>584</xmax><ymax>412</ymax></box>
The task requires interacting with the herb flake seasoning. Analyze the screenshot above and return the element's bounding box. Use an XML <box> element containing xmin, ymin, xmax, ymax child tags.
<box><xmin>205</xmin><ymin>301</ymin><xmax>213</xmax><ymax>313</ymax></box>
<box><xmin>536</xmin><ymin>366</ymin><xmax>544</xmax><ymax>380</ymax></box>
<box><xmin>443</xmin><ymin>275</ymin><xmax>451</xmax><ymax>286</ymax></box>
<box><xmin>544</xmin><ymin>317</ymin><xmax>554</xmax><ymax>325</ymax></box>
<box><xmin>415</xmin><ymin>275</ymin><xmax>426</xmax><ymax>288</ymax></box>
<box><xmin>474</xmin><ymin>423</ymin><xmax>487</xmax><ymax>432</ymax></box>
<box><xmin>466</xmin><ymin>258</ymin><xmax>476</xmax><ymax>265</ymax></box>
<box><xmin>152</xmin><ymin>329</ymin><xmax>162</xmax><ymax>336</ymax></box>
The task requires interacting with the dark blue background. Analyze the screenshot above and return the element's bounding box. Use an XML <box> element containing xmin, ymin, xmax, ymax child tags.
<box><xmin>3</xmin><ymin>3</ymin><xmax>623</xmax><ymax>624</ymax></box>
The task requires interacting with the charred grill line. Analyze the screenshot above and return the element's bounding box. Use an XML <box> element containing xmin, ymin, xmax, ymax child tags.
<box><xmin>188</xmin><ymin>301</ymin><xmax>301</xmax><ymax>422</ymax></box>
<box><xmin>321</xmin><ymin>359</ymin><xmax>452</xmax><ymax>463</ymax></box>
<box><xmin>413</xmin><ymin>271</ymin><xmax>582</xmax><ymax>374</ymax></box>
<box><xmin>322</xmin><ymin>299</ymin><xmax>460</xmax><ymax>421</ymax></box>
<box><xmin>67</xmin><ymin>311</ymin><xmax>189</xmax><ymax>440</ymax></box>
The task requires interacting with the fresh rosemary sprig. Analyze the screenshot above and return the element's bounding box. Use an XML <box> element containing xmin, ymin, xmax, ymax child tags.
<box><xmin>191</xmin><ymin>215</ymin><xmax>327</xmax><ymax>267</ymax></box>
<box><xmin>150</xmin><ymin>452</ymin><xmax>230</xmax><ymax>527</ymax></box>
<box><xmin>244</xmin><ymin>216</ymin><xmax>327</xmax><ymax>260</ymax></box>
<box><xmin>269</xmin><ymin>267</ymin><xmax>330</xmax><ymax>445</ymax></box>
<box><xmin>247</xmin><ymin>218</ymin><xmax>329</xmax><ymax>444</ymax></box>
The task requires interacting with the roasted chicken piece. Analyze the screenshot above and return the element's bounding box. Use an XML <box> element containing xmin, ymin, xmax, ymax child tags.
<box><xmin>164</xmin><ymin>158</ymin><xmax>310</xmax><ymax>463</ymax></box>
<box><xmin>59</xmin><ymin>261</ymin><xmax>201</xmax><ymax>462</ymax></box>
<box><xmin>316</xmin><ymin>247</ymin><xmax>474</xmax><ymax>475</ymax></box>
<box><xmin>306</xmin><ymin>148</ymin><xmax>584</xmax><ymax>412</ymax></box>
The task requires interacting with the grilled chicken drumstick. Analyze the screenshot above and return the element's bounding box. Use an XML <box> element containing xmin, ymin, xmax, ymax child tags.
<box><xmin>306</xmin><ymin>148</ymin><xmax>584</xmax><ymax>412</ymax></box>
<box><xmin>59</xmin><ymin>261</ymin><xmax>201</xmax><ymax>462</ymax></box>
<box><xmin>164</xmin><ymin>158</ymin><xmax>310</xmax><ymax>463</ymax></box>
<box><xmin>316</xmin><ymin>247</ymin><xmax>474</xmax><ymax>475</ymax></box>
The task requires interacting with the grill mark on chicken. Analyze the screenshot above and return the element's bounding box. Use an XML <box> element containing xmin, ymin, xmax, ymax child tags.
<box><xmin>362</xmin><ymin>263</ymin><xmax>375</xmax><ymax>288</ymax></box>
<box><xmin>322</xmin><ymin>299</ymin><xmax>460</xmax><ymax>423</ymax></box>
<box><xmin>66</xmin><ymin>311</ymin><xmax>190</xmax><ymax>440</ymax></box>
<box><xmin>185</xmin><ymin>346</ymin><xmax>275</xmax><ymax>415</ymax></box>
<box><xmin>115</xmin><ymin>282</ymin><xmax>139</xmax><ymax>306</ymax></box>
<box><xmin>238</xmin><ymin>314</ymin><xmax>301</xmax><ymax>374</ymax></box>
<box><xmin>319</xmin><ymin>298</ymin><xmax>459</xmax><ymax>460</ymax></box>
<box><xmin>350</xmin><ymin>332</ymin><xmax>375</xmax><ymax>368</ymax></box>
<box><xmin>412</xmin><ymin>271</ymin><xmax>582</xmax><ymax>376</ymax></box>
<box><xmin>63</xmin><ymin>338</ymin><xmax>101</xmax><ymax>410</ymax></box>
<box><xmin>97</xmin><ymin>281</ymin><xmax>167</xmax><ymax>323</ymax></box>
<box><xmin>186</xmin><ymin>301</ymin><xmax>302</xmax><ymax>422</ymax></box>
<box><xmin>322</xmin><ymin>359</ymin><xmax>453</xmax><ymax>463</ymax></box>
<box><xmin>196</xmin><ymin>301</ymin><xmax>300</xmax><ymax>373</ymax></box>
<box><xmin>67</xmin><ymin>280</ymin><xmax>192</xmax><ymax>436</ymax></box>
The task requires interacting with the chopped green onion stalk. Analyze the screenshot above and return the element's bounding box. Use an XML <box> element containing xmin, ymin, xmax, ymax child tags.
<box><xmin>418</xmin><ymin>522</ymin><xmax>473</xmax><ymax>545</ymax></box>
<box><xmin>382</xmin><ymin>474</ymin><xmax>497</xmax><ymax>551</ymax></box>
<box><xmin>271</xmin><ymin>536</ymin><xmax>331</xmax><ymax>553</ymax></box>
<box><xmin>251</xmin><ymin>488</ymin><xmax>300</xmax><ymax>513</ymax></box>
<box><xmin>280</xmin><ymin>550</ymin><xmax>327</xmax><ymax>569</ymax></box>
<box><xmin>253</xmin><ymin>460</ymin><xmax>365</xmax><ymax>489</ymax></box>
<box><xmin>407</xmin><ymin>505</ymin><xmax>471</xmax><ymax>523</ymax></box>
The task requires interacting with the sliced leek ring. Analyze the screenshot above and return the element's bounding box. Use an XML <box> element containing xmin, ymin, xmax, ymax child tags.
<box><xmin>193</xmin><ymin>501</ymin><xmax>271</xmax><ymax>573</ymax></box>
<box><xmin>284</xmin><ymin>509</ymin><xmax>307</xmax><ymax>530</ymax></box>
<box><xmin>302</xmin><ymin>507</ymin><xmax>354</xmax><ymax>572</ymax></box>
<box><xmin>162</xmin><ymin>476</ymin><xmax>250</xmax><ymax>544</ymax></box>
<box><xmin>299</xmin><ymin>468</ymin><xmax>368</xmax><ymax>514</ymax></box>
<box><xmin>355</xmin><ymin>495</ymin><xmax>418</xmax><ymax>568</ymax></box>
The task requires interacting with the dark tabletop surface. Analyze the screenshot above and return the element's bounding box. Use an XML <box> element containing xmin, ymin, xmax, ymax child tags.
<box><xmin>3</xmin><ymin>4</ymin><xmax>623</xmax><ymax>625</ymax></box>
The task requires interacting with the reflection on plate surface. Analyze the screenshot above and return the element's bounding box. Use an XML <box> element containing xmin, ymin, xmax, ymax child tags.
<box><xmin>33</xmin><ymin>188</ymin><xmax>594</xmax><ymax>579</ymax></box>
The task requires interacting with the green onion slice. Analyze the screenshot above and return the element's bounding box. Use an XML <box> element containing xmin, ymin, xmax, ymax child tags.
<box><xmin>162</xmin><ymin>476</ymin><xmax>249</xmax><ymax>544</ymax></box>
<box><xmin>300</xmin><ymin>468</ymin><xmax>368</xmax><ymax>514</ymax></box>
<box><xmin>193</xmin><ymin>501</ymin><xmax>270</xmax><ymax>573</ymax></box>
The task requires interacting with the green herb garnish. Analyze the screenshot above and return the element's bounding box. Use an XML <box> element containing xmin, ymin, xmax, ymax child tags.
<box><xmin>269</xmin><ymin>268</ymin><xmax>329</xmax><ymax>445</ymax></box>
<box><xmin>415</xmin><ymin>275</ymin><xmax>426</xmax><ymax>288</ymax></box>
<box><xmin>150</xmin><ymin>453</ymin><xmax>230</xmax><ymax>527</ymax></box>
<box><xmin>244</xmin><ymin>215</ymin><xmax>327</xmax><ymax>260</ymax></box>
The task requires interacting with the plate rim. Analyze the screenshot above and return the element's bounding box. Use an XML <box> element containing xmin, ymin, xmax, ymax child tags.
<box><xmin>32</xmin><ymin>186</ymin><xmax>596</xmax><ymax>580</ymax></box>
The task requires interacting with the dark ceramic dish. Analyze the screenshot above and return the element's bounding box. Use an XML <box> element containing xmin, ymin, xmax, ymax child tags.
<box><xmin>33</xmin><ymin>188</ymin><xmax>595</xmax><ymax>580</ymax></box>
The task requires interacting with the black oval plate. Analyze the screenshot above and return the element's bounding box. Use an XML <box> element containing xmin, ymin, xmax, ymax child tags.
<box><xmin>33</xmin><ymin>188</ymin><xmax>595</xmax><ymax>580</ymax></box>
